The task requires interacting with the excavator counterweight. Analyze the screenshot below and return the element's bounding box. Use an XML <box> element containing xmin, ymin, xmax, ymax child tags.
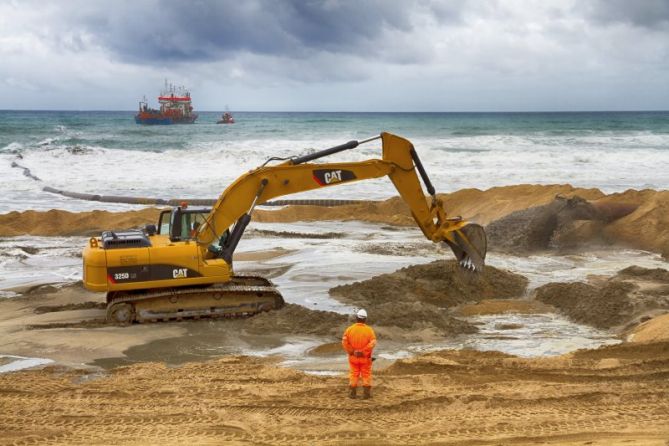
<box><xmin>82</xmin><ymin>132</ymin><xmax>487</xmax><ymax>324</ymax></box>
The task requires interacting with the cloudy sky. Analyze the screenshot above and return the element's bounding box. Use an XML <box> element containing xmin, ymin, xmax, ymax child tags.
<box><xmin>1</xmin><ymin>0</ymin><xmax>668</xmax><ymax>111</ymax></box>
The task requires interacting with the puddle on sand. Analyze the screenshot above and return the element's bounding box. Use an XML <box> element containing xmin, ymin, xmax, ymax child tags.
<box><xmin>428</xmin><ymin>313</ymin><xmax>621</xmax><ymax>358</ymax></box>
<box><xmin>0</xmin><ymin>355</ymin><xmax>54</xmax><ymax>373</ymax></box>
<box><xmin>0</xmin><ymin>236</ymin><xmax>84</xmax><ymax>290</ymax></box>
<box><xmin>489</xmin><ymin>249</ymin><xmax>668</xmax><ymax>291</ymax></box>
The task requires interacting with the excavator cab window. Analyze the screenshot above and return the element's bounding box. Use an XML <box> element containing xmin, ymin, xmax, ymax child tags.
<box><xmin>157</xmin><ymin>210</ymin><xmax>171</xmax><ymax>235</ymax></box>
<box><xmin>161</xmin><ymin>207</ymin><xmax>210</xmax><ymax>242</ymax></box>
<box><xmin>184</xmin><ymin>213</ymin><xmax>207</xmax><ymax>239</ymax></box>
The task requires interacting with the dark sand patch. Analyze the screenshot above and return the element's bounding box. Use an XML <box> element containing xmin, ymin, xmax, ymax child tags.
<box><xmin>535</xmin><ymin>266</ymin><xmax>669</xmax><ymax>330</ymax></box>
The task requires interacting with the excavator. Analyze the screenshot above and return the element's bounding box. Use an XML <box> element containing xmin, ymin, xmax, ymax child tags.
<box><xmin>82</xmin><ymin>132</ymin><xmax>487</xmax><ymax>324</ymax></box>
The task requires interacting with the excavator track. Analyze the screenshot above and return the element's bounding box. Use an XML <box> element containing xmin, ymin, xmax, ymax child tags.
<box><xmin>106</xmin><ymin>275</ymin><xmax>284</xmax><ymax>324</ymax></box>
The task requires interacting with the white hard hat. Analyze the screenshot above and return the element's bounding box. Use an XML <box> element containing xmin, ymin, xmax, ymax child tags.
<box><xmin>356</xmin><ymin>308</ymin><xmax>367</xmax><ymax>319</ymax></box>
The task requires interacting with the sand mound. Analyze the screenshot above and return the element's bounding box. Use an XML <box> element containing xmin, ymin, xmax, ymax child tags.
<box><xmin>485</xmin><ymin>195</ymin><xmax>607</xmax><ymax>253</ymax></box>
<box><xmin>0</xmin><ymin>185</ymin><xmax>595</xmax><ymax>236</ymax></box>
<box><xmin>596</xmin><ymin>189</ymin><xmax>669</xmax><ymax>259</ymax></box>
<box><xmin>2</xmin><ymin>184</ymin><xmax>668</xmax><ymax>258</ymax></box>
<box><xmin>329</xmin><ymin>260</ymin><xmax>528</xmax><ymax>337</ymax></box>
<box><xmin>252</xmin><ymin>184</ymin><xmax>603</xmax><ymax>227</ymax></box>
<box><xmin>627</xmin><ymin>313</ymin><xmax>669</xmax><ymax>343</ymax></box>
<box><xmin>0</xmin><ymin>208</ymin><xmax>161</xmax><ymax>236</ymax></box>
<box><xmin>331</xmin><ymin>260</ymin><xmax>528</xmax><ymax>307</ymax></box>
<box><xmin>535</xmin><ymin>266</ymin><xmax>669</xmax><ymax>330</ymax></box>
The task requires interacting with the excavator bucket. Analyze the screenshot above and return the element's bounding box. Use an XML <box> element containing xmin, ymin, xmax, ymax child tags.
<box><xmin>443</xmin><ymin>223</ymin><xmax>487</xmax><ymax>272</ymax></box>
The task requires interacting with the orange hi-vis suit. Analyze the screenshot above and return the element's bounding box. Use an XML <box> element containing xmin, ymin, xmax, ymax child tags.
<box><xmin>342</xmin><ymin>322</ymin><xmax>377</xmax><ymax>387</ymax></box>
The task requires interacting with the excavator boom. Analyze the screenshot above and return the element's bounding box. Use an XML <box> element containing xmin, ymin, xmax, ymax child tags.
<box><xmin>196</xmin><ymin>132</ymin><xmax>486</xmax><ymax>271</ymax></box>
<box><xmin>82</xmin><ymin>132</ymin><xmax>487</xmax><ymax>324</ymax></box>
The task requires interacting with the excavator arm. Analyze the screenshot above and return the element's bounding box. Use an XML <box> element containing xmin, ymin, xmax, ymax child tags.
<box><xmin>196</xmin><ymin>132</ymin><xmax>486</xmax><ymax>271</ymax></box>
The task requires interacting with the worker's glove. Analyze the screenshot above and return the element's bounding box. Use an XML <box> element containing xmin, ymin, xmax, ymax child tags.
<box><xmin>353</xmin><ymin>350</ymin><xmax>364</xmax><ymax>358</ymax></box>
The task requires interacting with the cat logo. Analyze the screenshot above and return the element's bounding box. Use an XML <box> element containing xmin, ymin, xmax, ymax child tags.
<box><xmin>173</xmin><ymin>268</ymin><xmax>188</xmax><ymax>279</ymax></box>
<box><xmin>312</xmin><ymin>169</ymin><xmax>357</xmax><ymax>186</ymax></box>
<box><xmin>324</xmin><ymin>170</ymin><xmax>342</xmax><ymax>184</ymax></box>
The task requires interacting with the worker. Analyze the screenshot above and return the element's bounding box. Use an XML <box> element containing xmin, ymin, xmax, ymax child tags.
<box><xmin>190</xmin><ymin>221</ymin><xmax>200</xmax><ymax>238</ymax></box>
<box><xmin>341</xmin><ymin>308</ymin><xmax>376</xmax><ymax>399</ymax></box>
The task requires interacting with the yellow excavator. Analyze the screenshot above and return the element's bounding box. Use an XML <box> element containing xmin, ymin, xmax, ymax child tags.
<box><xmin>83</xmin><ymin>132</ymin><xmax>487</xmax><ymax>324</ymax></box>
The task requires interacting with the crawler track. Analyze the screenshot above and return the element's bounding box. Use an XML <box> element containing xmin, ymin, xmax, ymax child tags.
<box><xmin>106</xmin><ymin>275</ymin><xmax>284</xmax><ymax>324</ymax></box>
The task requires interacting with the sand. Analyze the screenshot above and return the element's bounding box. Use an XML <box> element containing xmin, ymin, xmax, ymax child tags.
<box><xmin>2</xmin><ymin>184</ymin><xmax>668</xmax><ymax>257</ymax></box>
<box><xmin>535</xmin><ymin>266</ymin><xmax>669</xmax><ymax>330</ymax></box>
<box><xmin>627</xmin><ymin>313</ymin><xmax>669</xmax><ymax>342</ymax></box>
<box><xmin>1</xmin><ymin>184</ymin><xmax>669</xmax><ymax>444</ymax></box>
<box><xmin>329</xmin><ymin>260</ymin><xmax>528</xmax><ymax>340</ymax></box>
<box><xmin>1</xmin><ymin>342</ymin><xmax>669</xmax><ymax>445</ymax></box>
<box><xmin>0</xmin><ymin>284</ymin><xmax>187</xmax><ymax>368</ymax></box>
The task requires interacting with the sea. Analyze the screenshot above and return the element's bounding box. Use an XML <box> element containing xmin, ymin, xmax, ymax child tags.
<box><xmin>1</xmin><ymin>110</ymin><xmax>668</xmax><ymax>213</ymax></box>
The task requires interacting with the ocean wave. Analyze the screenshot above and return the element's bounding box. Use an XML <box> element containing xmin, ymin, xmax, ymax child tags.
<box><xmin>0</xmin><ymin>142</ymin><xmax>24</xmax><ymax>153</ymax></box>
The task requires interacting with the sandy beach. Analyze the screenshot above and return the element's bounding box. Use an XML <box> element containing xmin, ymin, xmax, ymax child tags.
<box><xmin>1</xmin><ymin>185</ymin><xmax>669</xmax><ymax>445</ymax></box>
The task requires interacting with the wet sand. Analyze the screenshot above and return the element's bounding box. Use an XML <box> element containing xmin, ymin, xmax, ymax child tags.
<box><xmin>0</xmin><ymin>260</ymin><xmax>528</xmax><ymax>370</ymax></box>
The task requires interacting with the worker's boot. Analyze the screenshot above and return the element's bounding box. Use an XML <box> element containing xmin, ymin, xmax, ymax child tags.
<box><xmin>349</xmin><ymin>386</ymin><xmax>357</xmax><ymax>399</ymax></box>
<box><xmin>363</xmin><ymin>386</ymin><xmax>372</xmax><ymax>399</ymax></box>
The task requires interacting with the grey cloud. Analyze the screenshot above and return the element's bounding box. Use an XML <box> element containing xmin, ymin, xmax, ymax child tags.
<box><xmin>584</xmin><ymin>0</ymin><xmax>669</xmax><ymax>29</ymax></box>
<box><xmin>65</xmin><ymin>0</ymin><xmax>423</xmax><ymax>64</ymax></box>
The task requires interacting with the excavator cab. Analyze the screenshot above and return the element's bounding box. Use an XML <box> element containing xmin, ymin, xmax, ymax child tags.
<box><xmin>158</xmin><ymin>207</ymin><xmax>210</xmax><ymax>241</ymax></box>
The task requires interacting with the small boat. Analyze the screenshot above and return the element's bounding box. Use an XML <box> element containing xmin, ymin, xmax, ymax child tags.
<box><xmin>217</xmin><ymin>112</ymin><xmax>235</xmax><ymax>124</ymax></box>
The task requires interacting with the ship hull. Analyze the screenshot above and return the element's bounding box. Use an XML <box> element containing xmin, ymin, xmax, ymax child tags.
<box><xmin>134</xmin><ymin>113</ymin><xmax>198</xmax><ymax>125</ymax></box>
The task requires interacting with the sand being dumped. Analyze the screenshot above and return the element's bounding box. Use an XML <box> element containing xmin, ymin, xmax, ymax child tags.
<box><xmin>535</xmin><ymin>265</ymin><xmax>669</xmax><ymax>330</ymax></box>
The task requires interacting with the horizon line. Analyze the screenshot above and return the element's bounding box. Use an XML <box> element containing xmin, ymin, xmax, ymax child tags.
<box><xmin>1</xmin><ymin>109</ymin><xmax>668</xmax><ymax>113</ymax></box>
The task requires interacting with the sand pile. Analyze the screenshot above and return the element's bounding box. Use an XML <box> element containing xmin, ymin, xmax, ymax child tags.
<box><xmin>2</xmin><ymin>185</ymin><xmax>668</xmax><ymax>258</ymax></box>
<box><xmin>485</xmin><ymin>195</ymin><xmax>606</xmax><ymax>253</ymax></box>
<box><xmin>0</xmin><ymin>208</ymin><xmax>161</xmax><ymax>237</ymax></box>
<box><xmin>253</xmin><ymin>184</ymin><xmax>603</xmax><ymax>227</ymax></box>
<box><xmin>535</xmin><ymin>265</ymin><xmax>669</xmax><ymax>329</ymax></box>
<box><xmin>485</xmin><ymin>193</ymin><xmax>646</xmax><ymax>254</ymax></box>
<box><xmin>329</xmin><ymin>260</ymin><xmax>528</xmax><ymax>338</ymax></box>
<box><xmin>600</xmin><ymin>189</ymin><xmax>669</xmax><ymax>259</ymax></box>
<box><xmin>0</xmin><ymin>185</ymin><xmax>594</xmax><ymax>236</ymax></box>
<box><xmin>331</xmin><ymin>260</ymin><xmax>528</xmax><ymax>307</ymax></box>
<box><xmin>628</xmin><ymin>313</ymin><xmax>669</xmax><ymax>342</ymax></box>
